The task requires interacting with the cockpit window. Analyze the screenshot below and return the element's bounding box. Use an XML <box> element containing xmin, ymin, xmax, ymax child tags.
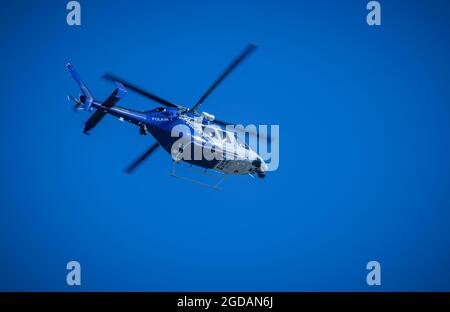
<box><xmin>155</xmin><ymin>107</ymin><xmax>166</xmax><ymax>112</ymax></box>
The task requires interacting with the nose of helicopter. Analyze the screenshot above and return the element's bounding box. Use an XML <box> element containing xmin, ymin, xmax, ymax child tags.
<box><xmin>251</xmin><ymin>154</ymin><xmax>268</xmax><ymax>173</ymax></box>
<box><xmin>260</xmin><ymin>159</ymin><xmax>268</xmax><ymax>172</ymax></box>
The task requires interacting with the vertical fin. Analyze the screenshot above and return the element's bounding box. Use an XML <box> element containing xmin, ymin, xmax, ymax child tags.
<box><xmin>66</xmin><ymin>63</ymin><xmax>94</xmax><ymax>110</ymax></box>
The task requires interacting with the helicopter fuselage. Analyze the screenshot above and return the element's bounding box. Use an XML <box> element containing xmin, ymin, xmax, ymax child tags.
<box><xmin>89</xmin><ymin>101</ymin><xmax>267</xmax><ymax>177</ymax></box>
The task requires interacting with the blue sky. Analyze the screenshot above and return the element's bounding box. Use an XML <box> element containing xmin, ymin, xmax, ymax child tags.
<box><xmin>1</xmin><ymin>0</ymin><xmax>450</xmax><ymax>291</ymax></box>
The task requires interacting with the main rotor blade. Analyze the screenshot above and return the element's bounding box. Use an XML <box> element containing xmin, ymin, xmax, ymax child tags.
<box><xmin>104</xmin><ymin>73</ymin><xmax>181</xmax><ymax>109</ymax></box>
<box><xmin>213</xmin><ymin>118</ymin><xmax>271</xmax><ymax>141</ymax></box>
<box><xmin>191</xmin><ymin>44</ymin><xmax>257</xmax><ymax>112</ymax></box>
<box><xmin>125</xmin><ymin>142</ymin><xmax>160</xmax><ymax>174</ymax></box>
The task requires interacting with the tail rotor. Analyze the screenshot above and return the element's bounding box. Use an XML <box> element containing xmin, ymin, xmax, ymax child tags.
<box><xmin>66</xmin><ymin>93</ymin><xmax>84</xmax><ymax>112</ymax></box>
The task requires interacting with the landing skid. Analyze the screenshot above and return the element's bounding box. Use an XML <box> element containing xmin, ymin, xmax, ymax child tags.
<box><xmin>169</xmin><ymin>161</ymin><xmax>226</xmax><ymax>190</ymax></box>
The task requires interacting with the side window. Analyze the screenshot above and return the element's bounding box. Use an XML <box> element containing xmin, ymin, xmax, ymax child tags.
<box><xmin>223</xmin><ymin>131</ymin><xmax>234</xmax><ymax>145</ymax></box>
<box><xmin>203</xmin><ymin>126</ymin><xmax>216</xmax><ymax>142</ymax></box>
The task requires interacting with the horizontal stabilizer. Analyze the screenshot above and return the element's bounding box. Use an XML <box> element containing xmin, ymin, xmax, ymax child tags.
<box><xmin>83</xmin><ymin>84</ymin><xmax>126</xmax><ymax>134</ymax></box>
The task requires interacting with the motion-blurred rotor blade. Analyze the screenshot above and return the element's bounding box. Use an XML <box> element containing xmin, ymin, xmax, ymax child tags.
<box><xmin>103</xmin><ymin>73</ymin><xmax>181</xmax><ymax>109</ymax></box>
<box><xmin>125</xmin><ymin>142</ymin><xmax>160</xmax><ymax>174</ymax></box>
<box><xmin>191</xmin><ymin>44</ymin><xmax>257</xmax><ymax>112</ymax></box>
<box><xmin>213</xmin><ymin>118</ymin><xmax>272</xmax><ymax>141</ymax></box>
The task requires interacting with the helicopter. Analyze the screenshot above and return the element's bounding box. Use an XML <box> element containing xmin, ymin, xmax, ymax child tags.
<box><xmin>66</xmin><ymin>44</ymin><xmax>269</xmax><ymax>182</ymax></box>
